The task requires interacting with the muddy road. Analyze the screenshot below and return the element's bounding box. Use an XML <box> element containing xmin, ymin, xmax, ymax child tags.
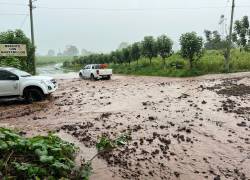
<box><xmin>0</xmin><ymin>73</ymin><xmax>250</xmax><ymax>180</ymax></box>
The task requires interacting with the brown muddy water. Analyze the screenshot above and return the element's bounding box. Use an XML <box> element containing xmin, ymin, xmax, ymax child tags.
<box><xmin>0</xmin><ymin>73</ymin><xmax>250</xmax><ymax>180</ymax></box>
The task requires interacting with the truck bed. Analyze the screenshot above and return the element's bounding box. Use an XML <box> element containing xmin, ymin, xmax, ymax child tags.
<box><xmin>99</xmin><ymin>69</ymin><xmax>112</xmax><ymax>76</ymax></box>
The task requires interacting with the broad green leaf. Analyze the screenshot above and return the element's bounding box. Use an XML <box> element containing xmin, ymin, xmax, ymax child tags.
<box><xmin>52</xmin><ymin>161</ymin><xmax>70</xmax><ymax>171</ymax></box>
<box><xmin>35</xmin><ymin>148</ymin><xmax>48</xmax><ymax>157</ymax></box>
<box><xmin>40</xmin><ymin>155</ymin><xmax>54</xmax><ymax>163</ymax></box>
<box><xmin>0</xmin><ymin>140</ymin><xmax>8</xmax><ymax>150</ymax></box>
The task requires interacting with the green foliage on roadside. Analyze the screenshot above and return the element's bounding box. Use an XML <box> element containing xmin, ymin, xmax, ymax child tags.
<box><xmin>0</xmin><ymin>128</ymin><xmax>131</xmax><ymax>180</ymax></box>
<box><xmin>0</xmin><ymin>29</ymin><xmax>35</xmax><ymax>74</ymax></box>
<box><xmin>141</xmin><ymin>36</ymin><xmax>158</xmax><ymax>64</ymax></box>
<box><xmin>0</xmin><ymin>57</ymin><xmax>22</xmax><ymax>69</ymax></box>
<box><xmin>180</xmin><ymin>32</ymin><xmax>203</xmax><ymax>69</ymax></box>
<box><xmin>96</xmin><ymin>134</ymin><xmax>130</xmax><ymax>152</ymax></box>
<box><xmin>110</xmin><ymin>49</ymin><xmax>250</xmax><ymax>77</ymax></box>
<box><xmin>156</xmin><ymin>35</ymin><xmax>173</xmax><ymax>66</ymax></box>
<box><xmin>0</xmin><ymin>128</ymin><xmax>80</xmax><ymax>179</ymax></box>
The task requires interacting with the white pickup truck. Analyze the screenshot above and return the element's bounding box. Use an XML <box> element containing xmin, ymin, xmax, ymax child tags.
<box><xmin>0</xmin><ymin>67</ymin><xmax>58</xmax><ymax>102</ymax></box>
<box><xmin>79</xmin><ymin>64</ymin><xmax>112</xmax><ymax>80</ymax></box>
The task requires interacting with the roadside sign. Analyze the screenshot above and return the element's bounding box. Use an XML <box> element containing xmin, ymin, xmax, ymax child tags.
<box><xmin>0</xmin><ymin>44</ymin><xmax>27</xmax><ymax>57</ymax></box>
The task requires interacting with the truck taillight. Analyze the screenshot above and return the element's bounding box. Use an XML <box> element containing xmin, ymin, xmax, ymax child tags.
<box><xmin>96</xmin><ymin>70</ymin><xmax>99</xmax><ymax>75</ymax></box>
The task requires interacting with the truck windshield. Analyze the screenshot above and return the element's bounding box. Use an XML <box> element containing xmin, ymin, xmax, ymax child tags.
<box><xmin>9</xmin><ymin>69</ymin><xmax>31</xmax><ymax>77</ymax></box>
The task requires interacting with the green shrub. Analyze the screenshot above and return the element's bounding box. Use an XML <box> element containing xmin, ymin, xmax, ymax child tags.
<box><xmin>0</xmin><ymin>128</ymin><xmax>79</xmax><ymax>179</ymax></box>
<box><xmin>0</xmin><ymin>57</ymin><xmax>22</xmax><ymax>69</ymax></box>
<box><xmin>0</xmin><ymin>128</ymin><xmax>131</xmax><ymax>180</ymax></box>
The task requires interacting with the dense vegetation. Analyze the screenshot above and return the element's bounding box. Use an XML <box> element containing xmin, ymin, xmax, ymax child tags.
<box><xmin>110</xmin><ymin>49</ymin><xmax>250</xmax><ymax>77</ymax></box>
<box><xmin>0</xmin><ymin>128</ymin><xmax>79</xmax><ymax>179</ymax></box>
<box><xmin>0</xmin><ymin>128</ymin><xmax>129</xmax><ymax>180</ymax></box>
<box><xmin>63</xmin><ymin>16</ymin><xmax>250</xmax><ymax>77</ymax></box>
<box><xmin>0</xmin><ymin>30</ymin><xmax>35</xmax><ymax>74</ymax></box>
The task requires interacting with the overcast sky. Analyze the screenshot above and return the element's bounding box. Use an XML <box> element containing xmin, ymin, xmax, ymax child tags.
<box><xmin>0</xmin><ymin>0</ymin><xmax>250</xmax><ymax>55</ymax></box>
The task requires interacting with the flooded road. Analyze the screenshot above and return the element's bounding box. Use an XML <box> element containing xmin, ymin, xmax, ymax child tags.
<box><xmin>0</xmin><ymin>72</ymin><xmax>250</xmax><ymax>180</ymax></box>
<box><xmin>37</xmin><ymin>63</ymin><xmax>74</xmax><ymax>76</ymax></box>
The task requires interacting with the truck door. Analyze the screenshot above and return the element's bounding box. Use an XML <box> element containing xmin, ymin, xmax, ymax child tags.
<box><xmin>0</xmin><ymin>70</ymin><xmax>19</xmax><ymax>96</ymax></box>
<box><xmin>83</xmin><ymin>65</ymin><xmax>91</xmax><ymax>78</ymax></box>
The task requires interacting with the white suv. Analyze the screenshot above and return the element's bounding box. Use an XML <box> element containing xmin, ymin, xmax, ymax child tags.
<box><xmin>0</xmin><ymin>67</ymin><xmax>57</xmax><ymax>102</ymax></box>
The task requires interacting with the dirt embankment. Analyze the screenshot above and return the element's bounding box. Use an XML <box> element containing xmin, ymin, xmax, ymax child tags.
<box><xmin>0</xmin><ymin>73</ymin><xmax>250</xmax><ymax>180</ymax></box>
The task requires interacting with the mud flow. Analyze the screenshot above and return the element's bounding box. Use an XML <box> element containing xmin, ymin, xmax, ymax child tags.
<box><xmin>0</xmin><ymin>73</ymin><xmax>250</xmax><ymax>180</ymax></box>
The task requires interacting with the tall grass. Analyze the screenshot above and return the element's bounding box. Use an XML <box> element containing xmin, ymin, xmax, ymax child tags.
<box><xmin>110</xmin><ymin>50</ymin><xmax>250</xmax><ymax>77</ymax></box>
<box><xmin>230</xmin><ymin>50</ymin><xmax>250</xmax><ymax>71</ymax></box>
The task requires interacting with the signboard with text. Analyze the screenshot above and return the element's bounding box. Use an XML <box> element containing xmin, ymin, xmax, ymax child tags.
<box><xmin>0</xmin><ymin>44</ymin><xmax>27</xmax><ymax>57</ymax></box>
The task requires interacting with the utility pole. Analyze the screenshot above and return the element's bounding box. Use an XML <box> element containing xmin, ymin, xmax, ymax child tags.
<box><xmin>29</xmin><ymin>0</ymin><xmax>36</xmax><ymax>74</ymax></box>
<box><xmin>225</xmin><ymin>0</ymin><xmax>235</xmax><ymax>73</ymax></box>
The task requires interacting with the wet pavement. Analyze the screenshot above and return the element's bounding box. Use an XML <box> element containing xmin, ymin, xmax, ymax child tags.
<box><xmin>0</xmin><ymin>72</ymin><xmax>250</xmax><ymax>180</ymax></box>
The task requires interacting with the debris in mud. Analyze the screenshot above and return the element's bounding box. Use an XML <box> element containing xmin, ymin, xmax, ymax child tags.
<box><xmin>100</xmin><ymin>112</ymin><xmax>112</xmax><ymax>119</ymax></box>
<box><xmin>217</xmin><ymin>84</ymin><xmax>250</xmax><ymax>97</ymax></box>
<box><xmin>148</xmin><ymin>116</ymin><xmax>157</xmax><ymax>121</ymax></box>
<box><xmin>206</xmin><ymin>78</ymin><xmax>250</xmax><ymax>97</ymax></box>
<box><xmin>61</xmin><ymin>122</ymin><xmax>96</xmax><ymax>147</ymax></box>
<box><xmin>97</xmin><ymin>131</ymin><xmax>174</xmax><ymax>179</ymax></box>
<box><xmin>142</xmin><ymin>101</ymin><xmax>152</xmax><ymax>106</ymax></box>
<box><xmin>220</xmin><ymin>99</ymin><xmax>237</xmax><ymax>113</ymax></box>
<box><xmin>219</xmin><ymin>99</ymin><xmax>250</xmax><ymax>115</ymax></box>
<box><xmin>0</xmin><ymin>102</ymin><xmax>49</xmax><ymax>120</ymax></box>
<box><xmin>177</xmin><ymin>126</ymin><xmax>191</xmax><ymax>133</ymax></box>
<box><xmin>214</xmin><ymin>175</ymin><xmax>221</xmax><ymax>180</ymax></box>
<box><xmin>174</xmin><ymin>171</ymin><xmax>180</xmax><ymax>177</ymax></box>
<box><xmin>236</xmin><ymin>121</ymin><xmax>247</xmax><ymax>127</ymax></box>
<box><xmin>178</xmin><ymin>93</ymin><xmax>190</xmax><ymax>99</ymax></box>
<box><xmin>201</xmin><ymin>100</ymin><xmax>207</xmax><ymax>104</ymax></box>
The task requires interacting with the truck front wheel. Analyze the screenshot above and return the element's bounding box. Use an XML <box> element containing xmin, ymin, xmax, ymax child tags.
<box><xmin>79</xmin><ymin>73</ymin><xmax>84</xmax><ymax>79</ymax></box>
<box><xmin>24</xmin><ymin>88</ymin><xmax>45</xmax><ymax>103</ymax></box>
<box><xmin>90</xmin><ymin>74</ymin><xmax>95</xmax><ymax>81</ymax></box>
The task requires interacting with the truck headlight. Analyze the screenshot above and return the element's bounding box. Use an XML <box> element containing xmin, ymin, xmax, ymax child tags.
<box><xmin>41</xmin><ymin>80</ymin><xmax>52</xmax><ymax>85</ymax></box>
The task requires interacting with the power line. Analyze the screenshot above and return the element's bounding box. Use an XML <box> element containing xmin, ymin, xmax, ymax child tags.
<box><xmin>0</xmin><ymin>2</ymin><xmax>27</xmax><ymax>6</ymax></box>
<box><xmin>0</xmin><ymin>13</ymin><xmax>28</xmax><ymax>16</ymax></box>
<box><xmin>35</xmin><ymin>5</ymin><xmax>243</xmax><ymax>11</ymax></box>
<box><xmin>0</xmin><ymin>2</ymin><xmax>249</xmax><ymax>11</ymax></box>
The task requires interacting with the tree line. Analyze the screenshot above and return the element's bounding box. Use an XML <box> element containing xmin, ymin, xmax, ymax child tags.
<box><xmin>64</xmin><ymin>32</ymin><xmax>204</xmax><ymax>70</ymax></box>
<box><xmin>64</xmin><ymin>15</ymin><xmax>250</xmax><ymax>72</ymax></box>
